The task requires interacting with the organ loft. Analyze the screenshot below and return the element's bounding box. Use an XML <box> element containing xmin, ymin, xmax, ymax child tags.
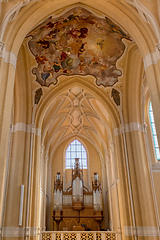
<box><xmin>53</xmin><ymin>158</ymin><xmax>103</xmax><ymax>231</ymax></box>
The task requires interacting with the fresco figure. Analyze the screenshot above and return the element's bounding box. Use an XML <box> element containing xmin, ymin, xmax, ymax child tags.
<box><xmin>26</xmin><ymin>7</ymin><xmax>131</xmax><ymax>87</ymax></box>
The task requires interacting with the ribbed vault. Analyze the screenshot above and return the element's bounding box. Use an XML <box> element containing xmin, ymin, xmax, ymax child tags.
<box><xmin>40</xmin><ymin>84</ymin><xmax>115</xmax><ymax>163</ymax></box>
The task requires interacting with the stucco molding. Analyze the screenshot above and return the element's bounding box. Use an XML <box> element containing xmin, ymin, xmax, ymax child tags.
<box><xmin>11</xmin><ymin>123</ymin><xmax>41</xmax><ymax>136</ymax></box>
<box><xmin>124</xmin><ymin>226</ymin><xmax>160</xmax><ymax>236</ymax></box>
<box><xmin>114</xmin><ymin>122</ymin><xmax>146</xmax><ymax>136</ymax></box>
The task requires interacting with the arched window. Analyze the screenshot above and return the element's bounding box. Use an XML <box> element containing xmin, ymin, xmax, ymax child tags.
<box><xmin>149</xmin><ymin>102</ymin><xmax>160</xmax><ymax>160</ymax></box>
<box><xmin>66</xmin><ymin>140</ymin><xmax>87</xmax><ymax>169</ymax></box>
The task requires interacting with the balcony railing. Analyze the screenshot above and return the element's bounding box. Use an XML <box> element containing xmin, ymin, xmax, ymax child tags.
<box><xmin>42</xmin><ymin>231</ymin><xmax>116</xmax><ymax>240</ymax></box>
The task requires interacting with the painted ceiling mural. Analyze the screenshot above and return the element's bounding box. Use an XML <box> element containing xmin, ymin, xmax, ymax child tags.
<box><xmin>26</xmin><ymin>7</ymin><xmax>131</xmax><ymax>87</ymax></box>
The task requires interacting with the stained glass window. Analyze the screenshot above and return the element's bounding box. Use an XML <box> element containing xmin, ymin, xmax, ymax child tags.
<box><xmin>149</xmin><ymin>102</ymin><xmax>160</xmax><ymax>160</ymax></box>
<box><xmin>66</xmin><ymin>140</ymin><xmax>87</xmax><ymax>169</ymax></box>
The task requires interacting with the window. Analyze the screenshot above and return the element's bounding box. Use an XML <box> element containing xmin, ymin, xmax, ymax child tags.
<box><xmin>66</xmin><ymin>140</ymin><xmax>87</xmax><ymax>169</ymax></box>
<box><xmin>149</xmin><ymin>102</ymin><xmax>160</xmax><ymax>160</ymax></box>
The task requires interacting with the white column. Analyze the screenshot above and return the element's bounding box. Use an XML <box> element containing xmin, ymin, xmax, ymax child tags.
<box><xmin>144</xmin><ymin>124</ymin><xmax>160</xmax><ymax>229</ymax></box>
<box><xmin>43</xmin><ymin>154</ymin><xmax>49</xmax><ymax>230</ymax></box>
<box><xmin>117</xmin><ymin>105</ymin><xmax>137</xmax><ymax>240</ymax></box>
<box><xmin>46</xmin><ymin>162</ymin><xmax>51</xmax><ymax>230</ymax></box>
<box><xmin>110</xmin><ymin>143</ymin><xmax>122</xmax><ymax>240</ymax></box>
<box><xmin>106</xmin><ymin>155</ymin><xmax>113</xmax><ymax>231</ymax></box>
<box><xmin>39</xmin><ymin>144</ymin><xmax>45</xmax><ymax>230</ymax></box>
<box><xmin>19</xmin><ymin>185</ymin><xmax>24</xmax><ymax>226</ymax></box>
<box><xmin>25</xmin><ymin>105</ymin><xmax>37</xmax><ymax>240</ymax></box>
<box><xmin>0</xmin><ymin>121</ymin><xmax>12</xmax><ymax>237</ymax></box>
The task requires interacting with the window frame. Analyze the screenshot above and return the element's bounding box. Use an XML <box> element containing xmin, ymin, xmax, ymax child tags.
<box><xmin>149</xmin><ymin>102</ymin><xmax>160</xmax><ymax>161</ymax></box>
<box><xmin>65</xmin><ymin>139</ymin><xmax>88</xmax><ymax>169</ymax></box>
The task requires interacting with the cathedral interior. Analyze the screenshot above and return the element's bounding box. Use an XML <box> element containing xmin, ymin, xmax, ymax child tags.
<box><xmin>0</xmin><ymin>1</ymin><xmax>160</xmax><ymax>240</ymax></box>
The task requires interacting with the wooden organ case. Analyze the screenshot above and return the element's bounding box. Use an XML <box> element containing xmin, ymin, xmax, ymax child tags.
<box><xmin>53</xmin><ymin>158</ymin><xmax>103</xmax><ymax>231</ymax></box>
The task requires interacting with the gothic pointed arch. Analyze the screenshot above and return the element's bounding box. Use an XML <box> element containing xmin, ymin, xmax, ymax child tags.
<box><xmin>65</xmin><ymin>139</ymin><xmax>87</xmax><ymax>169</ymax></box>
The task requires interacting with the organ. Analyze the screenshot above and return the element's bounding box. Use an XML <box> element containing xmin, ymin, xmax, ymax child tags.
<box><xmin>53</xmin><ymin>158</ymin><xmax>103</xmax><ymax>231</ymax></box>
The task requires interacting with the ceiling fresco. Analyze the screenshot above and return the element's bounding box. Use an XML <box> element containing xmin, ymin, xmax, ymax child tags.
<box><xmin>26</xmin><ymin>7</ymin><xmax>131</xmax><ymax>87</ymax></box>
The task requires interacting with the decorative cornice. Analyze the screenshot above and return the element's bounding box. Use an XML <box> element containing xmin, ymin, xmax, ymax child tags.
<box><xmin>124</xmin><ymin>226</ymin><xmax>160</xmax><ymax>236</ymax></box>
<box><xmin>114</xmin><ymin>122</ymin><xmax>146</xmax><ymax>136</ymax></box>
<box><xmin>11</xmin><ymin>123</ymin><xmax>41</xmax><ymax>136</ymax></box>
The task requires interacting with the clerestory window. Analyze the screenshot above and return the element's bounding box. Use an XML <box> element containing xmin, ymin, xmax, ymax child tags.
<box><xmin>66</xmin><ymin>140</ymin><xmax>87</xmax><ymax>169</ymax></box>
<box><xmin>149</xmin><ymin>102</ymin><xmax>160</xmax><ymax>160</ymax></box>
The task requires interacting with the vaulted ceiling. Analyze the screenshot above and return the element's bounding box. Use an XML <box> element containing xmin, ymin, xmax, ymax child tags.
<box><xmin>41</xmin><ymin>85</ymin><xmax>114</xmax><ymax>157</ymax></box>
<box><xmin>19</xmin><ymin>5</ymin><xmax>137</xmax><ymax>159</ymax></box>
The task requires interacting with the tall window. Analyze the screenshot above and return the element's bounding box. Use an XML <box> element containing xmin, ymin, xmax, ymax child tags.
<box><xmin>66</xmin><ymin>140</ymin><xmax>87</xmax><ymax>169</ymax></box>
<box><xmin>149</xmin><ymin>102</ymin><xmax>160</xmax><ymax>160</ymax></box>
